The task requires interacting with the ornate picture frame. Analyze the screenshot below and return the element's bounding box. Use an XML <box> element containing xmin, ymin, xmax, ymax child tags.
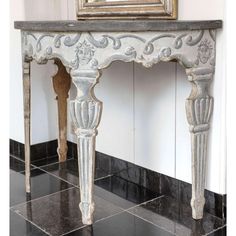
<box><xmin>76</xmin><ymin>0</ymin><xmax>177</xmax><ymax>19</ymax></box>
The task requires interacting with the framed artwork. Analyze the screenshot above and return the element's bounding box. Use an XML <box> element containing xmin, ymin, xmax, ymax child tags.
<box><xmin>76</xmin><ymin>0</ymin><xmax>177</xmax><ymax>19</ymax></box>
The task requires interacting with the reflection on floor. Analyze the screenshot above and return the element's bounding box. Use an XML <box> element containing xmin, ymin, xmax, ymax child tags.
<box><xmin>10</xmin><ymin>156</ymin><xmax>226</xmax><ymax>236</ymax></box>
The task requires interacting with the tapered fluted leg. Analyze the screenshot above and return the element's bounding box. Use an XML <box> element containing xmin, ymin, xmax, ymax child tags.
<box><xmin>185</xmin><ymin>67</ymin><xmax>214</xmax><ymax>219</ymax></box>
<box><xmin>52</xmin><ymin>59</ymin><xmax>71</xmax><ymax>162</ymax></box>
<box><xmin>70</xmin><ymin>70</ymin><xmax>102</xmax><ymax>225</ymax></box>
<box><xmin>23</xmin><ymin>61</ymin><xmax>31</xmax><ymax>193</ymax></box>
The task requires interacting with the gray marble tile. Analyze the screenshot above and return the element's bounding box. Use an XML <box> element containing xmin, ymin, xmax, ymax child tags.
<box><xmin>207</xmin><ymin>226</ymin><xmax>226</xmax><ymax>236</ymax></box>
<box><xmin>10</xmin><ymin>168</ymin><xmax>73</xmax><ymax>207</ymax></box>
<box><xmin>12</xmin><ymin>187</ymin><xmax>124</xmax><ymax>236</ymax></box>
<box><xmin>30</xmin><ymin>143</ymin><xmax>47</xmax><ymax>161</ymax></box>
<box><xmin>95</xmin><ymin>151</ymin><xmax>112</xmax><ymax>174</ymax></box>
<box><xmin>41</xmin><ymin>159</ymin><xmax>110</xmax><ymax>186</ymax></box>
<box><xmin>46</xmin><ymin>140</ymin><xmax>58</xmax><ymax>157</ymax></box>
<box><xmin>32</xmin><ymin>156</ymin><xmax>59</xmax><ymax>168</ymax></box>
<box><xmin>10</xmin><ymin>210</ymin><xmax>49</xmax><ymax>236</ymax></box>
<box><xmin>140</xmin><ymin>168</ymin><xmax>161</xmax><ymax>194</ymax></box>
<box><xmin>160</xmin><ymin>174</ymin><xmax>180</xmax><ymax>199</ymax></box>
<box><xmin>10</xmin><ymin>156</ymin><xmax>28</xmax><ymax>172</ymax></box>
<box><xmin>94</xmin><ymin>175</ymin><xmax>161</xmax><ymax>209</ymax></box>
<box><xmin>10</xmin><ymin>139</ymin><xmax>21</xmax><ymax>157</ymax></box>
<box><xmin>128</xmin><ymin>196</ymin><xmax>225</xmax><ymax>236</ymax></box>
<box><xmin>65</xmin><ymin>211</ymin><xmax>174</xmax><ymax>236</ymax></box>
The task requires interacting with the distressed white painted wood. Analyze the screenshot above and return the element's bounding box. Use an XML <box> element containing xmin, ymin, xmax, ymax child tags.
<box><xmin>20</xmin><ymin>28</ymin><xmax>217</xmax><ymax>222</ymax></box>
<box><xmin>52</xmin><ymin>60</ymin><xmax>71</xmax><ymax>162</ymax></box>
<box><xmin>70</xmin><ymin>70</ymin><xmax>102</xmax><ymax>224</ymax></box>
<box><xmin>23</xmin><ymin>61</ymin><xmax>31</xmax><ymax>193</ymax></box>
<box><xmin>186</xmin><ymin>67</ymin><xmax>214</xmax><ymax>219</ymax></box>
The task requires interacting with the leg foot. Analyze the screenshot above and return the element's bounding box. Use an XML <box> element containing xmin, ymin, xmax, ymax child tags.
<box><xmin>80</xmin><ymin>202</ymin><xmax>95</xmax><ymax>225</ymax></box>
<box><xmin>191</xmin><ymin>197</ymin><xmax>205</xmax><ymax>219</ymax></box>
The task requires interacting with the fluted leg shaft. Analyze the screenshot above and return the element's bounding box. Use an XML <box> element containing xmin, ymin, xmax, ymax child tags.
<box><xmin>70</xmin><ymin>70</ymin><xmax>102</xmax><ymax>225</ymax></box>
<box><xmin>185</xmin><ymin>68</ymin><xmax>214</xmax><ymax>220</ymax></box>
<box><xmin>77</xmin><ymin>134</ymin><xmax>96</xmax><ymax>224</ymax></box>
<box><xmin>190</xmin><ymin>132</ymin><xmax>208</xmax><ymax>219</ymax></box>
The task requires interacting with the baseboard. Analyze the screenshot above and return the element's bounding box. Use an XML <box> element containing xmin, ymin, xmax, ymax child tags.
<box><xmin>9</xmin><ymin>139</ymin><xmax>74</xmax><ymax>162</ymax></box>
<box><xmin>9</xmin><ymin>139</ymin><xmax>226</xmax><ymax>220</ymax></box>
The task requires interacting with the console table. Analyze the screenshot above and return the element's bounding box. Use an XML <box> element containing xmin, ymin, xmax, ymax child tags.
<box><xmin>14</xmin><ymin>20</ymin><xmax>222</xmax><ymax>225</ymax></box>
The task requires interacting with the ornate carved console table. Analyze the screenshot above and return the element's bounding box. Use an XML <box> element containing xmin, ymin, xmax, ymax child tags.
<box><xmin>14</xmin><ymin>20</ymin><xmax>222</xmax><ymax>225</ymax></box>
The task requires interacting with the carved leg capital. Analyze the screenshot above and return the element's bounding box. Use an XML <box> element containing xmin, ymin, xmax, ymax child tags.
<box><xmin>70</xmin><ymin>70</ymin><xmax>102</xmax><ymax>225</ymax></box>
<box><xmin>185</xmin><ymin>67</ymin><xmax>214</xmax><ymax>220</ymax></box>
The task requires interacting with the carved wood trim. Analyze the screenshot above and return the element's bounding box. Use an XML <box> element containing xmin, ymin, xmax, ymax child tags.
<box><xmin>23</xmin><ymin>61</ymin><xmax>31</xmax><ymax>193</ymax></box>
<box><xmin>21</xmin><ymin>30</ymin><xmax>215</xmax><ymax>72</ymax></box>
<box><xmin>52</xmin><ymin>59</ymin><xmax>72</xmax><ymax>162</ymax></box>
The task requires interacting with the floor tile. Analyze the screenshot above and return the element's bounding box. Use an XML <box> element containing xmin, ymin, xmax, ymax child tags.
<box><xmin>160</xmin><ymin>174</ymin><xmax>180</xmax><ymax>199</ymax></box>
<box><xmin>207</xmin><ymin>226</ymin><xmax>226</xmax><ymax>236</ymax></box>
<box><xmin>10</xmin><ymin>168</ymin><xmax>73</xmax><ymax>207</ymax></box>
<box><xmin>10</xmin><ymin>210</ymin><xmax>49</xmax><ymax>236</ymax></box>
<box><xmin>12</xmin><ymin>187</ymin><xmax>124</xmax><ymax>236</ymax></box>
<box><xmin>32</xmin><ymin>156</ymin><xmax>60</xmax><ymax>167</ymax></box>
<box><xmin>128</xmin><ymin>196</ymin><xmax>225</xmax><ymax>236</ymax></box>
<box><xmin>46</xmin><ymin>140</ymin><xmax>58</xmax><ymax>157</ymax></box>
<box><xmin>30</xmin><ymin>143</ymin><xmax>47</xmax><ymax>161</ymax></box>
<box><xmin>40</xmin><ymin>159</ymin><xmax>78</xmax><ymax>185</ymax></box>
<box><xmin>94</xmin><ymin>175</ymin><xmax>161</xmax><ymax>209</ymax></box>
<box><xmin>10</xmin><ymin>156</ymin><xmax>28</xmax><ymax>172</ymax></box>
<box><xmin>41</xmin><ymin>159</ymin><xmax>111</xmax><ymax>186</ymax></box>
<box><xmin>11</xmin><ymin>174</ymin><xmax>161</xmax><ymax>236</ymax></box>
<box><xmin>10</xmin><ymin>139</ymin><xmax>19</xmax><ymax>157</ymax></box>
<box><xmin>65</xmin><ymin>211</ymin><xmax>174</xmax><ymax>236</ymax></box>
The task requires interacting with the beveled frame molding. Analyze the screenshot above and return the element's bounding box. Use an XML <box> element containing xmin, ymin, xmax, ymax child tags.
<box><xmin>76</xmin><ymin>0</ymin><xmax>177</xmax><ymax>19</ymax></box>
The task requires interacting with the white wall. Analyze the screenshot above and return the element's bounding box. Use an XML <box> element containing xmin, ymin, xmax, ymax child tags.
<box><xmin>10</xmin><ymin>0</ymin><xmax>25</xmax><ymax>143</ymax></box>
<box><xmin>10</xmin><ymin>0</ymin><xmax>226</xmax><ymax>194</ymax></box>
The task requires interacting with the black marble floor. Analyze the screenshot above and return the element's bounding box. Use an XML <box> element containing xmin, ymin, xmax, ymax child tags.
<box><xmin>10</xmin><ymin>155</ymin><xmax>226</xmax><ymax>236</ymax></box>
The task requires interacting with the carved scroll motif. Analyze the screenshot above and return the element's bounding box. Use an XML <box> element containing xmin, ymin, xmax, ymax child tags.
<box><xmin>22</xmin><ymin>30</ymin><xmax>215</xmax><ymax>72</ymax></box>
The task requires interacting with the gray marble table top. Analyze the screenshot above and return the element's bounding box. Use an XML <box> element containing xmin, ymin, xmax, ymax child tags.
<box><xmin>14</xmin><ymin>20</ymin><xmax>222</xmax><ymax>32</ymax></box>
